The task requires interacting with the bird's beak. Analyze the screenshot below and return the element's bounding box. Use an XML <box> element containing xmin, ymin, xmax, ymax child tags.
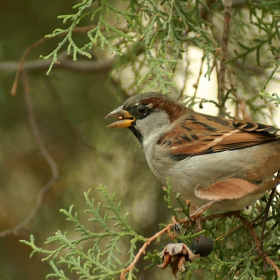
<box><xmin>105</xmin><ymin>106</ymin><xmax>135</xmax><ymax>128</ymax></box>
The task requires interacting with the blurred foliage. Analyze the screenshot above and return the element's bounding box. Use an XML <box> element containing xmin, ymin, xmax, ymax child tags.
<box><xmin>0</xmin><ymin>0</ymin><xmax>280</xmax><ymax>279</ymax></box>
<box><xmin>260</xmin><ymin>92</ymin><xmax>280</xmax><ymax>107</ymax></box>
<box><xmin>42</xmin><ymin>0</ymin><xmax>280</xmax><ymax>112</ymax></box>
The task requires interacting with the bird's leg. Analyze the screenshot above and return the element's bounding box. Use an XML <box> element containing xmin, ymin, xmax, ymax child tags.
<box><xmin>190</xmin><ymin>201</ymin><xmax>217</xmax><ymax>231</ymax></box>
<box><xmin>190</xmin><ymin>201</ymin><xmax>217</xmax><ymax>219</ymax></box>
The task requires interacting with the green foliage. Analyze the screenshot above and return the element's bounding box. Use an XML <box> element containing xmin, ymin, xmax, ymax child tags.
<box><xmin>161</xmin><ymin>181</ymin><xmax>280</xmax><ymax>279</ymax></box>
<box><xmin>41</xmin><ymin>0</ymin><xmax>280</xmax><ymax>117</ymax></box>
<box><xmin>21</xmin><ymin>187</ymin><xmax>146</xmax><ymax>279</ymax></box>
<box><xmin>18</xmin><ymin>1</ymin><xmax>280</xmax><ymax>279</ymax></box>
<box><xmin>21</xmin><ymin>183</ymin><xmax>280</xmax><ymax>279</ymax></box>
<box><xmin>42</xmin><ymin>0</ymin><xmax>218</xmax><ymax>92</ymax></box>
<box><xmin>260</xmin><ymin>92</ymin><xmax>280</xmax><ymax>107</ymax></box>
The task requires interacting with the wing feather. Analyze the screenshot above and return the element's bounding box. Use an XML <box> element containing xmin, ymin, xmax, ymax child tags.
<box><xmin>158</xmin><ymin>114</ymin><xmax>280</xmax><ymax>159</ymax></box>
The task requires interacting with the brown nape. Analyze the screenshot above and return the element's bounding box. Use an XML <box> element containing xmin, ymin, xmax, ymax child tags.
<box><xmin>142</xmin><ymin>96</ymin><xmax>187</xmax><ymax>122</ymax></box>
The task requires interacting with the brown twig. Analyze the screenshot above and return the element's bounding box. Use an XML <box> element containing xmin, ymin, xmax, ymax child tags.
<box><xmin>265</xmin><ymin>254</ymin><xmax>280</xmax><ymax>276</ymax></box>
<box><xmin>192</xmin><ymin>55</ymin><xmax>204</xmax><ymax>103</ymax></box>
<box><xmin>177</xmin><ymin>44</ymin><xmax>190</xmax><ymax>102</ymax></box>
<box><xmin>204</xmin><ymin>186</ymin><xmax>280</xmax><ymax>277</ymax></box>
<box><xmin>1</xmin><ymin>24</ymin><xmax>113</xmax><ymax>238</ymax></box>
<box><xmin>218</xmin><ymin>0</ymin><xmax>232</xmax><ymax>117</ymax></box>
<box><xmin>119</xmin><ymin>188</ymin><xmax>280</xmax><ymax>279</ymax></box>
<box><xmin>259</xmin><ymin>172</ymin><xmax>280</xmax><ymax>270</ymax></box>
<box><xmin>10</xmin><ymin>25</ymin><xmax>98</xmax><ymax>96</ymax></box>
<box><xmin>22</xmin><ymin>70</ymin><xmax>59</xmax><ymax>179</ymax></box>
<box><xmin>0</xmin><ymin>69</ymin><xmax>59</xmax><ymax>237</ymax></box>
<box><xmin>233</xmin><ymin>211</ymin><xmax>280</xmax><ymax>277</ymax></box>
<box><xmin>120</xmin><ymin>202</ymin><xmax>216</xmax><ymax>279</ymax></box>
<box><xmin>1</xmin><ymin>55</ymin><xmax>113</xmax><ymax>74</ymax></box>
<box><xmin>120</xmin><ymin>223</ymin><xmax>174</xmax><ymax>280</ymax></box>
<box><xmin>11</xmin><ymin>37</ymin><xmax>49</xmax><ymax>96</ymax></box>
<box><xmin>260</xmin><ymin>189</ymin><xmax>276</xmax><ymax>271</ymax></box>
<box><xmin>201</xmin><ymin>0</ymin><xmax>246</xmax><ymax>22</ymax></box>
<box><xmin>260</xmin><ymin>186</ymin><xmax>277</xmax><ymax>243</ymax></box>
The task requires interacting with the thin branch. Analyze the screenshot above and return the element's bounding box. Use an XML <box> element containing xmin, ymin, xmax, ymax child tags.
<box><xmin>120</xmin><ymin>202</ymin><xmax>213</xmax><ymax>279</ymax></box>
<box><xmin>0</xmin><ymin>54</ymin><xmax>113</xmax><ymax>73</ymax></box>
<box><xmin>22</xmin><ymin>70</ymin><xmax>59</xmax><ymax>180</ymax></box>
<box><xmin>120</xmin><ymin>223</ymin><xmax>174</xmax><ymax>280</ymax></box>
<box><xmin>0</xmin><ymin>25</ymin><xmax>108</xmax><ymax>237</ymax></box>
<box><xmin>192</xmin><ymin>55</ymin><xmax>205</xmax><ymax>102</ymax></box>
<box><xmin>233</xmin><ymin>210</ymin><xmax>280</xmax><ymax>277</ymax></box>
<box><xmin>200</xmin><ymin>0</ymin><xmax>246</xmax><ymax>21</ymax></box>
<box><xmin>11</xmin><ymin>37</ymin><xmax>49</xmax><ymax>96</ymax></box>
<box><xmin>218</xmin><ymin>0</ymin><xmax>232</xmax><ymax>116</ymax></box>
<box><xmin>10</xmin><ymin>25</ymin><xmax>100</xmax><ymax>96</ymax></box>
<box><xmin>265</xmin><ymin>254</ymin><xmax>280</xmax><ymax>277</ymax></box>
<box><xmin>0</xmin><ymin>69</ymin><xmax>59</xmax><ymax>238</ymax></box>
<box><xmin>177</xmin><ymin>43</ymin><xmax>190</xmax><ymax>101</ymax></box>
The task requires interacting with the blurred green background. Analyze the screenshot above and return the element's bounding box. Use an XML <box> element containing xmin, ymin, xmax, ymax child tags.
<box><xmin>0</xmin><ymin>1</ymin><xmax>170</xmax><ymax>279</ymax></box>
<box><xmin>3</xmin><ymin>1</ymin><xmax>280</xmax><ymax>279</ymax></box>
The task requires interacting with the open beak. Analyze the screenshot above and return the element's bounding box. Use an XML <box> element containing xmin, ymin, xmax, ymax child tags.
<box><xmin>105</xmin><ymin>106</ymin><xmax>135</xmax><ymax>128</ymax></box>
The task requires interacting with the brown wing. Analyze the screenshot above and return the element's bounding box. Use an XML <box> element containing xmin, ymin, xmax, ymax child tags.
<box><xmin>158</xmin><ymin>114</ymin><xmax>280</xmax><ymax>159</ymax></box>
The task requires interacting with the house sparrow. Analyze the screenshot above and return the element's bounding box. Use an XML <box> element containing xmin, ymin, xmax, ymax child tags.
<box><xmin>106</xmin><ymin>92</ymin><xmax>280</xmax><ymax>211</ymax></box>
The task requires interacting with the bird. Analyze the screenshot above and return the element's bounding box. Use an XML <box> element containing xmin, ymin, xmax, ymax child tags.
<box><xmin>105</xmin><ymin>92</ymin><xmax>280</xmax><ymax>211</ymax></box>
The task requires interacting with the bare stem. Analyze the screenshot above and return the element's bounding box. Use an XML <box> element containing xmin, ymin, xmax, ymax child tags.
<box><xmin>218</xmin><ymin>0</ymin><xmax>232</xmax><ymax>117</ymax></box>
<box><xmin>0</xmin><ymin>69</ymin><xmax>59</xmax><ymax>237</ymax></box>
<box><xmin>120</xmin><ymin>223</ymin><xmax>174</xmax><ymax>280</ymax></box>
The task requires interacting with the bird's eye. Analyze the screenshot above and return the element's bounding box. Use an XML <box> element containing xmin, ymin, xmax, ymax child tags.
<box><xmin>137</xmin><ymin>105</ymin><xmax>148</xmax><ymax>116</ymax></box>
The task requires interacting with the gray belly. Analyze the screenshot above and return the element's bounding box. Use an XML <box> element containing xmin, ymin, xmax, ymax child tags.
<box><xmin>144</xmin><ymin>142</ymin><xmax>280</xmax><ymax>210</ymax></box>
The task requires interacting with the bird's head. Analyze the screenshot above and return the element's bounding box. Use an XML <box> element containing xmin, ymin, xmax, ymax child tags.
<box><xmin>105</xmin><ymin>92</ymin><xmax>186</xmax><ymax>144</ymax></box>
